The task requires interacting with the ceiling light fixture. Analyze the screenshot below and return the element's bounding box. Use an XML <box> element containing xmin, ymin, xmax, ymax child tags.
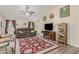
<box><xmin>21</xmin><ymin>6</ymin><xmax>35</xmax><ymax>16</ymax></box>
<box><xmin>25</xmin><ymin>12</ymin><xmax>29</xmax><ymax>16</ymax></box>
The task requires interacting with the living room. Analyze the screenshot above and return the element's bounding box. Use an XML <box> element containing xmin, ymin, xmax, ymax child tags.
<box><xmin>0</xmin><ymin>5</ymin><xmax>79</xmax><ymax>54</ymax></box>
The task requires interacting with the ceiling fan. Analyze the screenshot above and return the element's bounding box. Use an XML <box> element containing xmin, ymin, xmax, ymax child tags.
<box><xmin>21</xmin><ymin>6</ymin><xmax>35</xmax><ymax>16</ymax></box>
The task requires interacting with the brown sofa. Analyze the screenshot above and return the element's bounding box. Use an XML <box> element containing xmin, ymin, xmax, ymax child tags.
<box><xmin>15</xmin><ymin>28</ymin><xmax>37</xmax><ymax>38</ymax></box>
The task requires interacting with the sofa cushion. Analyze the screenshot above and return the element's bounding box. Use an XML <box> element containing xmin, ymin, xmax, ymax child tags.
<box><xmin>31</xmin><ymin>30</ymin><xmax>35</xmax><ymax>32</ymax></box>
<box><xmin>19</xmin><ymin>31</ymin><xmax>23</xmax><ymax>33</ymax></box>
<box><xmin>15</xmin><ymin>28</ymin><xmax>37</xmax><ymax>38</ymax></box>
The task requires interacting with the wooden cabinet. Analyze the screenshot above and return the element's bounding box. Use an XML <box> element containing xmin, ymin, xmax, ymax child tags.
<box><xmin>42</xmin><ymin>31</ymin><xmax>50</xmax><ymax>39</ymax></box>
<box><xmin>42</xmin><ymin>31</ymin><xmax>56</xmax><ymax>41</ymax></box>
<box><xmin>49</xmin><ymin>32</ymin><xmax>56</xmax><ymax>41</ymax></box>
<box><xmin>57</xmin><ymin>23</ymin><xmax>67</xmax><ymax>46</ymax></box>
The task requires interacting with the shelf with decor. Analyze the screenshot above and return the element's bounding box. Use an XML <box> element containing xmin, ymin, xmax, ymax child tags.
<box><xmin>57</xmin><ymin>23</ymin><xmax>67</xmax><ymax>46</ymax></box>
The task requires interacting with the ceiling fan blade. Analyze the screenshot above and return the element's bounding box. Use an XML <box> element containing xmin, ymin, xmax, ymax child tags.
<box><xmin>30</xmin><ymin>12</ymin><xmax>35</xmax><ymax>13</ymax></box>
<box><xmin>29</xmin><ymin>12</ymin><xmax>35</xmax><ymax>15</ymax></box>
<box><xmin>20</xmin><ymin>6</ymin><xmax>35</xmax><ymax>16</ymax></box>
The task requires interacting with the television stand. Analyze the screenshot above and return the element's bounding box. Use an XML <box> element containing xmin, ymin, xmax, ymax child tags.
<box><xmin>42</xmin><ymin>31</ymin><xmax>56</xmax><ymax>41</ymax></box>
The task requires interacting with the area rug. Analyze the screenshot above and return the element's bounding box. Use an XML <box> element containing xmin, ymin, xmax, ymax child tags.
<box><xmin>16</xmin><ymin>37</ymin><xmax>59</xmax><ymax>54</ymax></box>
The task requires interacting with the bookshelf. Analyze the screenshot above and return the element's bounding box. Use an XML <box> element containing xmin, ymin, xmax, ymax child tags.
<box><xmin>57</xmin><ymin>23</ymin><xmax>67</xmax><ymax>46</ymax></box>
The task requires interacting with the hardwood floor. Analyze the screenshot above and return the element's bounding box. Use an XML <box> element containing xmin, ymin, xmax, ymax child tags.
<box><xmin>35</xmin><ymin>36</ymin><xmax>79</xmax><ymax>54</ymax></box>
<box><xmin>0</xmin><ymin>36</ymin><xmax>79</xmax><ymax>54</ymax></box>
<box><xmin>46</xmin><ymin>44</ymin><xmax>79</xmax><ymax>54</ymax></box>
<box><xmin>39</xmin><ymin>36</ymin><xmax>79</xmax><ymax>54</ymax></box>
<box><xmin>0</xmin><ymin>43</ymin><xmax>79</xmax><ymax>54</ymax></box>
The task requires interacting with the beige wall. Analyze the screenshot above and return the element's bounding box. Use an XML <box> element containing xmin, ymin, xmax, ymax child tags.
<box><xmin>16</xmin><ymin>19</ymin><xmax>36</xmax><ymax>29</ymax></box>
<box><xmin>35</xmin><ymin>5</ymin><xmax>79</xmax><ymax>48</ymax></box>
<box><xmin>49</xmin><ymin>5</ymin><xmax>79</xmax><ymax>47</ymax></box>
<box><xmin>16</xmin><ymin>20</ymin><xmax>28</xmax><ymax>28</ymax></box>
<box><xmin>34</xmin><ymin>19</ymin><xmax>44</xmax><ymax>36</ymax></box>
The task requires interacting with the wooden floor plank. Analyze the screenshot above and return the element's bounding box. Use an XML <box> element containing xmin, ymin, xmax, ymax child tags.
<box><xmin>46</xmin><ymin>45</ymin><xmax>79</xmax><ymax>54</ymax></box>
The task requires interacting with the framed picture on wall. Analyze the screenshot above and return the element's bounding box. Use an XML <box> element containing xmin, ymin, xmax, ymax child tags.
<box><xmin>60</xmin><ymin>5</ymin><xmax>70</xmax><ymax>18</ymax></box>
<box><xmin>49</xmin><ymin>13</ymin><xmax>54</xmax><ymax>19</ymax></box>
<box><xmin>43</xmin><ymin>16</ymin><xmax>47</xmax><ymax>21</ymax></box>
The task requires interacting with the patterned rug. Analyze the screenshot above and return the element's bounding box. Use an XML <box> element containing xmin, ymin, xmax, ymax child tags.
<box><xmin>19</xmin><ymin>37</ymin><xmax>59</xmax><ymax>54</ymax></box>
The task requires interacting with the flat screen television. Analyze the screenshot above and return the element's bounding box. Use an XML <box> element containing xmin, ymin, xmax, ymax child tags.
<box><xmin>44</xmin><ymin>23</ymin><xmax>53</xmax><ymax>31</ymax></box>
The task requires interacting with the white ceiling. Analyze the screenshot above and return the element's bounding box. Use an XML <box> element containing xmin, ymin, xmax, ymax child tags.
<box><xmin>0</xmin><ymin>5</ymin><xmax>53</xmax><ymax>20</ymax></box>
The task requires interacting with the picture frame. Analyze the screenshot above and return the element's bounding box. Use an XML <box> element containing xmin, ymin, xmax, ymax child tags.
<box><xmin>49</xmin><ymin>13</ymin><xmax>54</xmax><ymax>19</ymax></box>
<box><xmin>60</xmin><ymin>5</ymin><xmax>70</xmax><ymax>18</ymax></box>
<box><xmin>43</xmin><ymin>16</ymin><xmax>47</xmax><ymax>21</ymax></box>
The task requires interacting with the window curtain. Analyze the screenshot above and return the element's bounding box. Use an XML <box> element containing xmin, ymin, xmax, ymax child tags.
<box><xmin>28</xmin><ymin>22</ymin><xmax>34</xmax><ymax>30</ymax></box>
<box><xmin>5</xmin><ymin>20</ymin><xmax>16</xmax><ymax>34</ymax></box>
<box><xmin>28</xmin><ymin>22</ymin><xmax>31</xmax><ymax>29</ymax></box>
<box><xmin>5</xmin><ymin>20</ymin><xmax>9</xmax><ymax>34</ymax></box>
<box><xmin>7</xmin><ymin>21</ymin><xmax>14</xmax><ymax>34</ymax></box>
<box><xmin>12</xmin><ymin>20</ymin><xmax>16</xmax><ymax>34</ymax></box>
<box><xmin>32</xmin><ymin>22</ymin><xmax>34</xmax><ymax>30</ymax></box>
